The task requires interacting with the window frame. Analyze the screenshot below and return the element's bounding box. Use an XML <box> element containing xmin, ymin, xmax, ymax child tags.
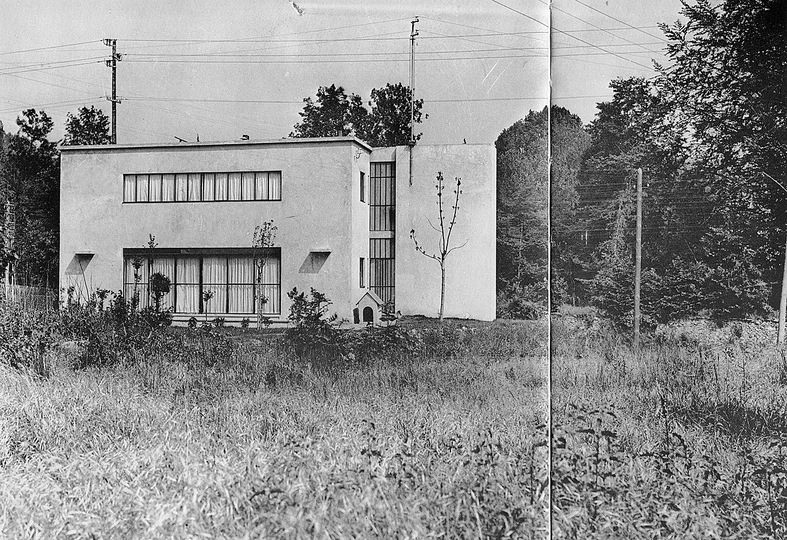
<box><xmin>122</xmin><ymin>170</ymin><xmax>283</xmax><ymax>204</ymax></box>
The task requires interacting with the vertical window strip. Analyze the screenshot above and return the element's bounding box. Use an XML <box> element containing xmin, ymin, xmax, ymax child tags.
<box><xmin>242</xmin><ymin>172</ymin><xmax>255</xmax><ymax>201</ymax></box>
<box><xmin>123</xmin><ymin>175</ymin><xmax>136</xmax><ymax>202</ymax></box>
<box><xmin>269</xmin><ymin>171</ymin><xmax>281</xmax><ymax>200</ymax></box>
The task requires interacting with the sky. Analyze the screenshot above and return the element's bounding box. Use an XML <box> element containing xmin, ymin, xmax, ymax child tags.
<box><xmin>0</xmin><ymin>0</ymin><xmax>686</xmax><ymax>145</ymax></box>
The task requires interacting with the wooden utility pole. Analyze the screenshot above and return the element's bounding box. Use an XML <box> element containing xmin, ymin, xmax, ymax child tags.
<box><xmin>408</xmin><ymin>17</ymin><xmax>418</xmax><ymax>186</ymax></box>
<box><xmin>104</xmin><ymin>39</ymin><xmax>121</xmax><ymax>144</ymax></box>
<box><xmin>634</xmin><ymin>168</ymin><xmax>643</xmax><ymax>349</ymax></box>
<box><xmin>778</xmin><ymin>232</ymin><xmax>787</xmax><ymax>344</ymax></box>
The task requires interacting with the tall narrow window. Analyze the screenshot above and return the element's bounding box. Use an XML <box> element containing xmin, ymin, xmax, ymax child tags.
<box><xmin>370</xmin><ymin>162</ymin><xmax>395</xmax><ymax>231</ymax></box>
<box><xmin>370</xmin><ymin>238</ymin><xmax>394</xmax><ymax>306</ymax></box>
<box><xmin>123</xmin><ymin>175</ymin><xmax>136</xmax><ymax>202</ymax></box>
<box><xmin>360</xmin><ymin>257</ymin><xmax>365</xmax><ymax>288</ymax></box>
<box><xmin>162</xmin><ymin>174</ymin><xmax>175</xmax><ymax>201</ymax></box>
<box><xmin>175</xmin><ymin>174</ymin><xmax>188</xmax><ymax>202</ymax></box>
<box><xmin>215</xmin><ymin>172</ymin><xmax>228</xmax><ymax>201</ymax></box>
<box><xmin>360</xmin><ymin>171</ymin><xmax>365</xmax><ymax>202</ymax></box>
<box><xmin>136</xmin><ymin>174</ymin><xmax>149</xmax><ymax>202</ymax></box>
<box><xmin>149</xmin><ymin>174</ymin><xmax>162</xmax><ymax>202</ymax></box>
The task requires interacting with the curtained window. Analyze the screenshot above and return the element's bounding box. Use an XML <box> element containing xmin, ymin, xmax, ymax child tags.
<box><xmin>175</xmin><ymin>174</ymin><xmax>188</xmax><ymax>202</ymax></box>
<box><xmin>228</xmin><ymin>172</ymin><xmax>242</xmax><ymax>201</ymax></box>
<box><xmin>125</xmin><ymin>250</ymin><xmax>281</xmax><ymax>316</ymax></box>
<box><xmin>135</xmin><ymin>174</ymin><xmax>149</xmax><ymax>202</ymax></box>
<box><xmin>123</xmin><ymin>176</ymin><xmax>136</xmax><ymax>202</ymax></box>
<box><xmin>215</xmin><ymin>172</ymin><xmax>228</xmax><ymax>201</ymax></box>
<box><xmin>176</xmin><ymin>257</ymin><xmax>200</xmax><ymax>313</ymax></box>
<box><xmin>162</xmin><ymin>174</ymin><xmax>175</xmax><ymax>201</ymax></box>
<box><xmin>124</xmin><ymin>171</ymin><xmax>282</xmax><ymax>202</ymax></box>
<box><xmin>149</xmin><ymin>174</ymin><xmax>162</xmax><ymax>202</ymax></box>
<box><xmin>203</xmin><ymin>257</ymin><xmax>227</xmax><ymax>314</ymax></box>
<box><xmin>202</xmin><ymin>173</ymin><xmax>215</xmax><ymax>202</ymax></box>
<box><xmin>187</xmin><ymin>173</ymin><xmax>201</xmax><ymax>201</ymax></box>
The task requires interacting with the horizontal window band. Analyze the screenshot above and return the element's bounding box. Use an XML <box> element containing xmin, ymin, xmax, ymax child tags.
<box><xmin>124</xmin><ymin>247</ymin><xmax>280</xmax><ymax>257</ymax></box>
<box><xmin>121</xmin><ymin>199</ymin><xmax>282</xmax><ymax>204</ymax></box>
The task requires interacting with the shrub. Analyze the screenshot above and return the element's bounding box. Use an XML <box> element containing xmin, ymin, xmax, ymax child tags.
<box><xmin>284</xmin><ymin>287</ymin><xmax>347</xmax><ymax>363</ymax></box>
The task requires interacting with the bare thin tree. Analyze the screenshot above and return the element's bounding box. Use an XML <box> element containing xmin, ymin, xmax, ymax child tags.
<box><xmin>410</xmin><ymin>172</ymin><xmax>467</xmax><ymax>320</ymax></box>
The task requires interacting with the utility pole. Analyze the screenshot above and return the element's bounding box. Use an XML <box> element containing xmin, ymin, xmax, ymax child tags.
<box><xmin>778</xmin><ymin>233</ymin><xmax>787</xmax><ymax>344</ymax></box>
<box><xmin>634</xmin><ymin>168</ymin><xmax>643</xmax><ymax>349</ymax></box>
<box><xmin>104</xmin><ymin>39</ymin><xmax>122</xmax><ymax>144</ymax></box>
<box><xmin>408</xmin><ymin>17</ymin><xmax>418</xmax><ymax>186</ymax></box>
<box><xmin>3</xmin><ymin>198</ymin><xmax>14</xmax><ymax>299</ymax></box>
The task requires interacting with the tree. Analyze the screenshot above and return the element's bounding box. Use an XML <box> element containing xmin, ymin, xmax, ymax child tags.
<box><xmin>655</xmin><ymin>0</ymin><xmax>787</xmax><ymax>324</ymax></box>
<box><xmin>495</xmin><ymin>108</ymin><xmax>548</xmax><ymax>318</ymax></box>
<box><xmin>290</xmin><ymin>85</ymin><xmax>368</xmax><ymax>139</ymax></box>
<box><xmin>252</xmin><ymin>220</ymin><xmax>278</xmax><ymax>328</ymax></box>
<box><xmin>1</xmin><ymin>109</ymin><xmax>60</xmax><ymax>287</ymax></box>
<box><xmin>63</xmin><ymin>106</ymin><xmax>111</xmax><ymax>146</ymax></box>
<box><xmin>364</xmin><ymin>83</ymin><xmax>426</xmax><ymax>147</ymax></box>
<box><xmin>549</xmin><ymin>106</ymin><xmax>591</xmax><ymax>306</ymax></box>
<box><xmin>410</xmin><ymin>172</ymin><xmax>466</xmax><ymax>320</ymax></box>
<box><xmin>291</xmin><ymin>83</ymin><xmax>426</xmax><ymax>147</ymax></box>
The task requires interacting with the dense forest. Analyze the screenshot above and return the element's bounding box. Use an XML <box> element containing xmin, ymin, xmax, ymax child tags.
<box><xmin>497</xmin><ymin>0</ymin><xmax>787</xmax><ymax>326</ymax></box>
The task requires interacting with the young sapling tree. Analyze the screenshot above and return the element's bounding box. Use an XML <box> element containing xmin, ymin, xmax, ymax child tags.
<box><xmin>410</xmin><ymin>172</ymin><xmax>468</xmax><ymax>320</ymax></box>
<box><xmin>252</xmin><ymin>220</ymin><xmax>278</xmax><ymax>328</ymax></box>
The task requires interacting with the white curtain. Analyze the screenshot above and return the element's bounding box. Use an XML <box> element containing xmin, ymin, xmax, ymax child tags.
<box><xmin>269</xmin><ymin>171</ymin><xmax>281</xmax><ymax>200</ymax></box>
<box><xmin>242</xmin><ymin>172</ymin><xmax>255</xmax><ymax>201</ymax></box>
<box><xmin>162</xmin><ymin>174</ymin><xmax>175</xmax><ymax>201</ymax></box>
<box><xmin>124</xmin><ymin>176</ymin><xmax>136</xmax><ymax>202</ymax></box>
<box><xmin>228</xmin><ymin>172</ymin><xmax>242</xmax><ymax>201</ymax></box>
<box><xmin>151</xmin><ymin>257</ymin><xmax>175</xmax><ymax>310</ymax></box>
<box><xmin>149</xmin><ymin>174</ymin><xmax>162</xmax><ymax>202</ymax></box>
<box><xmin>255</xmin><ymin>172</ymin><xmax>268</xmax><ymax>200</ymax></box>
<box><xmin>259</xmin><ymin>256</ymin><xmax>281</xmax><ymax>314</ymax></box>
<box><xmin>203</xmin><ymin>257</ymin><xmax>227</xmax><ymax>314</ymax></box>
<box><xmin>135</xmin><ymin>174</ymin><xmax>149</xmax><ymax>202</ymax></box>
<box><xmin>175</xmin><ymin>174</ymin><xmax>188</xmax><ymax>202</ymax></box>
<box><xmin>202</xmin><ymin>173</ymin><xmax>215</xmax><ymax>201</ymax></box>
<box><xmin>188</xmin><ymin>173</ymin><xmax>201</xmax><ymax>201</ymax></box>
<box><xmin>176</xmin><ymin>257</ymin><xmax>199</xmax><ymax>313</ymax></box>
<box><xmin>228</xmin><ymin>257</ymin><xmax>254</xmax><ymax>313</ymax></box>
<box><xmin>215</xmin><ymin>173</ymin><xmax>227</xmax><ymax>201</ymax></box>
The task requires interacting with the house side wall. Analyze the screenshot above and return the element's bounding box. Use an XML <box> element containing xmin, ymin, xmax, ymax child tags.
<box><xmin>386</xmin><ymin>144</ymin><xmax>496</xmax><ymax>321</ymax></box>
<box><xmin>60</xmin><ymin>141</ymin><xmax>369</xmax><ymax>321</ymax></box>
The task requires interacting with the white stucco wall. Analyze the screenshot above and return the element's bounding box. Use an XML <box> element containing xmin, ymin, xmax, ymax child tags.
<box><xmin>60</xmin><ymin>137</ymin><xmax>371</xmax><ymax>322</ymax></box>
<box><xmin>373</xmin><ymin>144</ymin><xmax>496</xmax><ymax>321</ymax></box>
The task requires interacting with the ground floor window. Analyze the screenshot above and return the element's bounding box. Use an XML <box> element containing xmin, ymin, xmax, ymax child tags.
<box><xmin>123</xmin><ymin>249</ymin><xmax>281</xmax><ymax>314</ymax></box>
<box><xmin>370</xmin><ymin>238</ymin><xmax>394</xmax><ymax>306</ymax></box>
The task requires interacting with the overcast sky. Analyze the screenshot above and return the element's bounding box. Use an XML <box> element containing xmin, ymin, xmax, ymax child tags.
<box><xmin>0</xmin><ymin>0</ymin><xmax>686</xmax><ymax>145</ymax></box>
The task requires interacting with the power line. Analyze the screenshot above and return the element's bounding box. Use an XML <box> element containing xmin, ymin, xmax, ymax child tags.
<box><xmin>0</xmin><ymin>59</ymin><xmax>105</xmax><ymax>76</ymax></box>
<box><xmin>572</xmin><ymin>0</ymin><xmax>668</xmax><ymax>42</ymax></box>
<box><xmin>0</xmin><ymin>40</ymin><xmax>102</xmax><ymax>57</ymax></box>
<box><xmin>123</xmin><ymin>53</ymin><xmax>537</xmax><ymax>65</ymax></box>
<box><xmin>126</xmin><ymin>46</ymin><xmax>547</xmax><ymax>59</ymax></box>
<box><xmin>491</xmin><ymin>0</ymin><xmax>655</xmax><ymax>71</ymax></box>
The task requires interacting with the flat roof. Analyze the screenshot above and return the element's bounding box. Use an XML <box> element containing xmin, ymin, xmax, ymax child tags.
<box><xmin>59</xmin><ymin>135</ymin><xmax>374</xmax><ymax>153</ymax></box>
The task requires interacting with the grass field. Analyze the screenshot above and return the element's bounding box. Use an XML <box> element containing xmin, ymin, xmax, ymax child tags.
<box><xmin>552</xmin><ymin>315</ymin><xmax>787</xmax><ymax>539</ymax></box>
<box><xmin>0</xmin><ymin>308</ymin><xmax>547</xmax><ymax>539</ymax></box>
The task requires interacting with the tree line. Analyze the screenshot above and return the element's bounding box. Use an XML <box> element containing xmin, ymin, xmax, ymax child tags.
<box><xmin>499</xmin><ymin>0</ymin><xmax>787</xmax><ymax>326</ymax></box>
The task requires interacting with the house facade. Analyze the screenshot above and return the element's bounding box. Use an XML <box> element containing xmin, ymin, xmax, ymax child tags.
<box><xmin>59</xmin><ymin>137</ymin><xmax>495</xmax><ymax>324</ymax></box>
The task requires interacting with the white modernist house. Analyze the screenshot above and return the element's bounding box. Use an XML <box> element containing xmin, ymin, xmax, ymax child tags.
<box><xmin>59</xmin><ymin>137</ymin><xmax>495</xmax><ymax>325</ymax></box>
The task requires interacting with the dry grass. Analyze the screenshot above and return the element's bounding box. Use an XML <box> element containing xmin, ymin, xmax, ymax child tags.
<box><xmin>552</xmin><ymin>318</ymin><xmax>787</xmax><ymax>539</ymax></box>
<box><xmin>0</xmin><ymin>320</ymin><xmax>547</xmax><ymax>539</ymax></box>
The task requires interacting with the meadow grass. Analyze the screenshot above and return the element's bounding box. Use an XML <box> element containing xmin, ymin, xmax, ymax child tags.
<box><xmin>0</xmin><ymin>311</ymin><xmax>547</xmax><ymax>539</ymax></box>
<box><xmin>552</xmin><ymin>317</ymin><xmax>787</xmax><ymax>539</ymax></box>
